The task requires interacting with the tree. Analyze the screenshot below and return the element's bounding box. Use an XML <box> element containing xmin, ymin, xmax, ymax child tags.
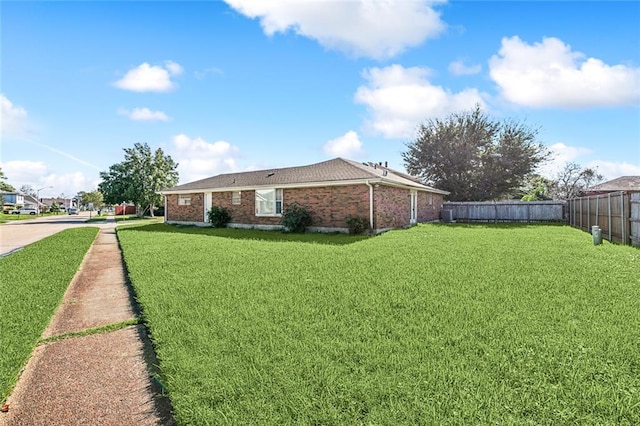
<box><xmin>402</xmin><ymin>106</ymin><xmax>550</xmax><ymax>201</ymax></box>
<box><xmin>520</xmin><ymin>175</ymin><xmax>553</xmax><ymax>201</ymax></box>
<box><xmin>81</xmin><ymin>190</ymin><xmax>104</xmax><ymax>210</ymax></box>
<box><xmin>20</xmin><ymin>184</ymin><xmax>36</xmax><ymax>197</ymax></box>
<box><xmin>0</xmin><ymin>167</ymin><xmax>15</xmax><ymax>209</ymax></box>
<box><xmin>99</xmin><ymin>142</ymin><xmax>179</xmax><ymax>217</ymax></box>
<box><xmin>549</xmin><ymin>162</ymin><xmax>603</xmax><ymax>200</ymax></box>
<box><xmin>0</xmin><ymin>167</ymin><xmax>15</xmax><ymax>192</ymax></box>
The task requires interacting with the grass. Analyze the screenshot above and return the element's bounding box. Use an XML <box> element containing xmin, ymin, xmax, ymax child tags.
<box><xmin>0</xmin><ymin>227</ymin><xmax>99</xmax><ymax>401</ymax></box>
<box><xmin>117</xmin><ymin>223</ymin><xmax>640</xmax><ymax>425</ymax></box>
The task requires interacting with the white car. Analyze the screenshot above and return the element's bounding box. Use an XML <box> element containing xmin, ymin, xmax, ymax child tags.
<box><xmin>12</xmin><ymin>208</ymin><xmax>38</xmax><ymax>215</ymax></box>
<box><xmin>68</xmin><ymin>208</ymin><xmax>79</xmax><ymax>215</ymax></box>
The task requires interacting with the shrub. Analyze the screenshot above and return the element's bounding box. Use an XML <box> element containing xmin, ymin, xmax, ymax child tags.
<box><xmin>281</xmin><ymin>203</ymin><xmax>312</xmax><ymax>233</ymax></box>
<box><xmin>346</xmin><ymin>215</ymin><xmax>369</xmax><ymax>234</ymax></box>
<box><xmin>208</xmin><ymin>206</ymin><xmax>232</xmax><ymax>228</ymax></box>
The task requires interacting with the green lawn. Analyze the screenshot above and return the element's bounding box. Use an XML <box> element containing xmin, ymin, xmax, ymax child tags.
<box><xmin>0</xmin><ymin>227</ymin><xmax>99</xmax><ymax>400</ymax></box>
<box><xmin>117</xmin><ymin>223</ymin><xmax>640</xmax><ymax>425</ymax></box>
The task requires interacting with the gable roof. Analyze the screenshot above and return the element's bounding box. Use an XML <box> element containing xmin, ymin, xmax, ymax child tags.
<box><xmin>587</xmin><ymin>176</ymin><xmax>640</xmax><ymax>192</ymax></box>
<box><xmin>161</xmin><ymin>157</ymin><xmax>449</xmax><ymax>195</ymax></box>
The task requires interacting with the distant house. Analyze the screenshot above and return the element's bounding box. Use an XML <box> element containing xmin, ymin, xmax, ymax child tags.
<box><xmin>583</xmin><ymin>176</ymin><xmax>640</xmax><ymax>196</ymax></box>
<box><xmin>160</xmin><ymin>157</ymin><xmax>449</xmax><ymax>233</ymax></box>
<box><xmin>1</xmin><ymin>191</ymin><xmax>25</xmax><ymax>211</ymax></box>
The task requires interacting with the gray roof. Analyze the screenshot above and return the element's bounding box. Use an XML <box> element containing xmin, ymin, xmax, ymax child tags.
<box><xmin>588</xmin><ymin>176</ymin><xmax>640</xmax><ymax>192</ymax></box>
<box><xmin>162</xmin><ymin>157</ymin><xmax>449</xmax><ymax>194</ymax></box>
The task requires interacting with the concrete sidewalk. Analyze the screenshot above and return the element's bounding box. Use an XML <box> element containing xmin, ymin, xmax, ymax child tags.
<box><xmin>0</xmin><ymin>218</ymin><xmax>174</xmax><ymax>425</ymax></box>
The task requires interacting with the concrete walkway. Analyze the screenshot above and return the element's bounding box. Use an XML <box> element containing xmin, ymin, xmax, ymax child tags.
<box><xmin>0</xmin><ymin>217</ymin><xmax>174</xmax><ymax>425</ymax></box>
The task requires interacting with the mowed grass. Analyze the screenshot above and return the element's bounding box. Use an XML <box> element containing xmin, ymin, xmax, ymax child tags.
<box><xmin>0</xmin><ymin>227</ymin><xmax>98</xmax><ymax>400</ymax></box>
<box><xmin>117</xmin><ymin>223</ymin><xmax>640</xmax><ymax>425</ymax></box>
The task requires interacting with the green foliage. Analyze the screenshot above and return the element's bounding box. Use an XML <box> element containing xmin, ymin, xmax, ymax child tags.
<box><xmin>345</xmin><ymin>215</ymin><xmax>369</xmax><ymax>234</ymax></box>
<box><xmin>280</xmin><ymin>202</ymin><xmax>312</xmax><ymax>232</ymax></box>
<box><xmin>99</xmin><ymin>142</ymin><xmax>179</xmax><ymax>217</ymax></box>
<box><xmin>81</xmin><ymin>190</ymin><xmax>104</xmax><ymax>210</ymax></box>
<box><xmin>403</xmin><ymin>105</ymin><xmax>550</xmax><ymax>201</ymax></box>
<box><xmin>50</xmin><ymin>202</ymin><xmax>61</xmax><ymax>213</ymax></box>
<box><xmin>207</xmin><ymin>206</ymin><xmax>232</xmax><ymax>228</ymax></box>
<box><xmin>0</xmin><ymin>167</ymin><xmax>15</xmax><ymax>192</ymax></box>
<box><xmin>521</xmin><ymin>175</ymin><xmax>553</xmax><ymax>201</ymax></box>
<box><xmin>117</xmin><ymin>224</ymin><xmax>640</xmax><ymax>425</ymax></box>
<box><xmin>0</xmin><ymin>227</ymin><xmax>99</xmax><ymax>400</ymax></box>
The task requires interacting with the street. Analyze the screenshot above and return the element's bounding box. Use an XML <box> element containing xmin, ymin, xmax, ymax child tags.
<box><xmin>0</xmin><ymin>212</ymin><xmax>111</xmax><ymax>257</ymax></box>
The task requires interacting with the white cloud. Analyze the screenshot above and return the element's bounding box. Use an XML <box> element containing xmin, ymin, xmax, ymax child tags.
<box><xmin>323</xmin><ymin>131</ymin><xmax>364</xmax><ymax>158</ymax></box>
<box><xmin>587</xmin><ymin>160</ymin><xmax>640</xmax><ymax>181</ymax></box>
<box><xmin>1</xmin><ymin>94</ymin><xmax>29</xmax><ymax>139</ymax></box>
<box><xmin>0</xmin><ymin>160</ymin><xmax>96</xmax><ymax>197</ymax></box>
<box><xmin>171</xmin><ymin>134</ymin><xmax>242</xmax><ymax>183</ymax></box>
<box><xmin>537</xmin><ymin>142</ymin><xmax>593</xmax><ymax>177</ymax></box>
<box><xmin>118</xmin><ymin>107</ymin><xmax>170</xmax><ymax>122</ymax></box>
<box><xmin>448</xmin><ymin>59</ymin><xmax>482</xmax><ymax>76</ymax></box>
<box><xmin>489</xmin><ymin>36</ymin><xmax>640</xmax><ymax>108</ymax></box>
<box><xmin>114</xmin><ymin>62</ymin><xmax>183</xmax><ymax>92</ymax></box>
<box><xmin>354</xmin><ymin>64</ymin><xmax>486</xmax><ymax>138</ymax></box>
<box><xmin>224</xmin><ymin>0</ymin><xmax>446</xmax><ymax>59</ymax></box>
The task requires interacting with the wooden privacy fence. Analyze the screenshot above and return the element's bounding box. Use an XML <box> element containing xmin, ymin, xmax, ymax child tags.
<box><xmin>568</xmin><ymin>191</ymin><xmax>639</xmax><ymax>246</ymax></box>
<box><xmin>442</xmin><ymin>201</ymin><xmax>565</xmax><ymax>223</ymax></box>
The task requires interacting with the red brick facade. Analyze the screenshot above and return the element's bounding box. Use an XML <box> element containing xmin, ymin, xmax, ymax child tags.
<box><xmin>166</xmin><ymin>184</ymin><xmax>444</xmax><ymax>231</ymax></box>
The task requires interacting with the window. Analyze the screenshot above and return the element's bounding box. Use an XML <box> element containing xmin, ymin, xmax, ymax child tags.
<box><xmin>178</xmin><ymin>194</ymin><xmax>191</xmax><ymax>206</ymax></box>
<box><xmin>255</xmin><ymin>189</ymin><xmax>282</xmax><ymax>216</ymax></box>
<box><xmin>232</xmin><ymin>191</ymin><xmax>241</xmax><ymax>205</ymax></box>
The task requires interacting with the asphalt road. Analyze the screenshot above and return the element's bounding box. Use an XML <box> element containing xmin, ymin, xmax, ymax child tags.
<box><xmin>0</xmin><ymin>212</ymin><xmax>110</xmax><ymax>257</ymax></box>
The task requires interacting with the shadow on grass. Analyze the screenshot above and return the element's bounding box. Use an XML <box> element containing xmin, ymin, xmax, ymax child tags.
<box><xmin>117</xmin><ymin>223</ymin><xmax>372</xmax><ymax>246</ymax></box>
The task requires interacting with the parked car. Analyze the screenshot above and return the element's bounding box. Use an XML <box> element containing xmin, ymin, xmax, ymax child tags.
<box><xmin>12</xmin><ymin>208</ymin><xmax>38</xmax><ymax>215</ymax></box>
<box><xmin>68</xmin><ymin>208</ymin><xmax>79</xmax><ymax>215</ymax></box>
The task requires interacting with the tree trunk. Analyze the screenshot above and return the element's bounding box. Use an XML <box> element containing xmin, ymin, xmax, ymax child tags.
<box><xmin>149</xmin><ymin>204</ymin><xmax>155</xmax><ymax>217</ymax></box>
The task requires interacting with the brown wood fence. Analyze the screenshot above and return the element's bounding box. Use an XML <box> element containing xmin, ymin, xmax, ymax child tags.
<box><xmin>442</xmin><ymin>201</ymin><xmax>565</xmax><ymax>223</ymax></box>
<box><xmin>568</xmin><ymin>191</ymin><xmax>639</xmax><ymax>246</ymax></box>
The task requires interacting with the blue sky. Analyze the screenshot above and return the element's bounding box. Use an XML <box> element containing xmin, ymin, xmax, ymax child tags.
<box><xmin>2</xmin><ymin>0</ymin><xmax>639</xmax><ymax>199</ymax></box>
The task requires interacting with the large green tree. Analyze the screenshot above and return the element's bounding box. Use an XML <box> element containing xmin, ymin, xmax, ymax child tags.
<box><xmin>403</xmin><ymin>106</ymin><xmax>550</xmax><ymax>201</ymax></box>
<box><xmin>99</xmin><ymin>143</ymin><xmax>179</xmax><ymax>216</ymax></box>
<box><xmin>0</xmin><ymin>168</ymin><xmax>15</xmax><ymax>192</ymax></box>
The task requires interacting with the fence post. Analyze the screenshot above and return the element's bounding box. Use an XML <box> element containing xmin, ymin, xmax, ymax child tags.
<box><xmin>608</xmin><ymin>193</ymin><xmax>612</xmax><ymax>241</ymax></box>
<box><xmin>621</xmin><ymin>192</ymin><xmax>626</xmax><ymax>245</ymax></box>
<box><xmin>587</xmin><ymin>196</ymin><xmax>591</xmax><ymax>229</ymax></box>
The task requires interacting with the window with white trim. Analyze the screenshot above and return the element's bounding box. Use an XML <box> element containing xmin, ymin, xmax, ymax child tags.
<box><xmin>178</xmin><ymin>194</ymin><xmax>191</xmax><ymax>206</ymax></box>
<box><xmin>232</xmin><ymin>191</ymin><xmax>241</xmax><ymax>205</ymax></box>
<box><xmin>255</xmin><ymin>189</ymin><xmax>283</xmax><ymax>216</ymax></box>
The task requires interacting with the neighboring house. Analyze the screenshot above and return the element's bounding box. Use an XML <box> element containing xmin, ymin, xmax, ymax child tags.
<box><xmin>582</xmin><ymin>176</ymin><xmax>640</xmax><ymax>196</ymax></box>
<box><xmin>42</xmin><ymin>197</ymin><xmax>73</xmax><ymax>210</ymax></box>
<box><xmin>1</xmin><ymin>191</ymin><xmax>25</xmax><ymax>209</ymax></box>
<box><xmin>23</xmin><ymin>195</ymin><xmax>46</xmax><ymax>211</ymax></box>
<box><xmin>160</xmin><ymin>157</ymin><xmax>449</xmax><ymax>233</ymax></box>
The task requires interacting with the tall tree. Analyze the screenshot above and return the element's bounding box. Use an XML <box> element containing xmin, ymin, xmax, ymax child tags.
<box><xmin>20</xmin><ymin>184</ymin><xmax>36</xmax><ymax>197</ymax></box>
<box><xmin>403</xmin><ymin>106</ymin><xmax>550</xmax><ymax>201</ymax></box>
<box><xmin>80</xmin><ymin>190</ymin><xmax>105</xmax><ymax>210</ymax></box>
<box><xmin>99</xmin><ymin>142</ymin><xmax>179</xmax><ymax>216</ymax></box>
<box><xmin>550</xmin><ymin>162</ymin><xmax>603</xmax><ymax>200</ymax></box>
<box><xmin>0</xmin><ymin>167</ymin><xmax>15</xmax><ymax>192</ymax></box>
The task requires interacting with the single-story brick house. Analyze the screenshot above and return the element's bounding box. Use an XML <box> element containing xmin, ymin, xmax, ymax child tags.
<box><xmin>159</xmin><ymin>157</ymin><xmax>449</xmax><ymax>233</ymax></box>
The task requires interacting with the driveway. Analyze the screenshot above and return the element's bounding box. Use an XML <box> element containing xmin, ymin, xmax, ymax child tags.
<box><xmin>0</xmin><ymin>212</ymin><xmax>113</xmax><ymax>257</ymax></box>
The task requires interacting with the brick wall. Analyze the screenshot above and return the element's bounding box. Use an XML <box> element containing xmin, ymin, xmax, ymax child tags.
<box><xmin>210</xmin><ymin>185</ymin><xmax>370</xmax><ymax>228</ymax></box>
<box><xmin>374</xmin><ymin>186</ymin><xmax>411</xmax><ymax>229</ymax></box>
<box><xmin>166</xmin><ymin>193</ymin><xmax>204</xmax><ymax>222</ymax></box>
<box><xmin>166</xmin><ymin>185</ymin><xmax>444</xmax><ymax>230</ymax></box>
<box><xmin>417</xmin><ymin>192</ymin><xmax>444</xmax><ymax>222</ymax></box>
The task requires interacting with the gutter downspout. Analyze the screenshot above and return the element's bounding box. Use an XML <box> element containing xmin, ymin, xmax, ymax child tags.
<box><xmin>366</xmin><ymin>180</ymin><xmax>374</xmax><ymax>231</ymax></box>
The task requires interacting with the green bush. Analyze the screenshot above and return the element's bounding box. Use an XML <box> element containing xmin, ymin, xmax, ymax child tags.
<box><xmin>346</xmin><ymin>215</ymin><xmax>369</xmax><ymax>234</ymax></box>
<box><xmin>281</xmin><ymin>203</ymin><xmax>312</xmax><ymax>233</ymax></box>
<box><xmin>207</xmin><ymin>206</ymin><xmax>232</xmax><ymax>228</ymax></box>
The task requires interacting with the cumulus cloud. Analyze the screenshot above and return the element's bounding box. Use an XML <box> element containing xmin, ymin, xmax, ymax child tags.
<box><xmin>489</xmin><ymin>36</ymin><xmax>640</xmax><ymax>108</ymax></box>
<box><xmin>1</xmin><ymin>94</ymin><xmax>29</xmax><ymax>139</ymax></box>
<box><xmin>354</xmin><ymin>64</ymin><xmax>486</xmax><ymax>138</ymax></box>
<box><xmin>0</xmin><ymin>160</ymin><xmax>96</xmax><ymax>197</ymax></box>
<box><xmin>587</xmin><ymin>160</ymin><xmax>640</xmax><ymax>181</ymax></box>
<box><xmin>224</xmin><ymin>0</ymin><xmax>446</xmax><ymax>59</ymax></box>
<box><xmin>448</xmin><ymin>59</ymin><xmax>482</xmax><ymax>76</ymax></box>
<box><xmin>171</xmin><ymin>134</ymin><xmax>242</xmax><ymax>183</ymax></box>
<box><xmin>323</xmin><ymin>131</ymin><xmax>364</xmax><ymax>158</ymax></box>
<box><xmin>536</xmin><ymin>142</ymin><xmax>593</xmax><ymax>177</ymax></box>
<box><xmin>118</xmin><ymin>107</ymin><xmax>170</xmax><ymax>121</ymax></box>
<box><xmin>114</xmin><ymin>61</ymin><xmax>183</xmax><ymax>92</ymax></box>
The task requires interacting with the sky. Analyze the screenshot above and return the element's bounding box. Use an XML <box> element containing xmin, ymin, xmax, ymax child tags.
<box><xmin>1</xmin><ymin>0</ymin><xmax>639</xmax><ymax>199</ymax></box>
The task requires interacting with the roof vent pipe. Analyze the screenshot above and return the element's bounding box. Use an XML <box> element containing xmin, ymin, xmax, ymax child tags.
<box><xmin>384</xmin><ymin>161</ymin><xmax>387</xmax><ymax>167</ymax></box>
